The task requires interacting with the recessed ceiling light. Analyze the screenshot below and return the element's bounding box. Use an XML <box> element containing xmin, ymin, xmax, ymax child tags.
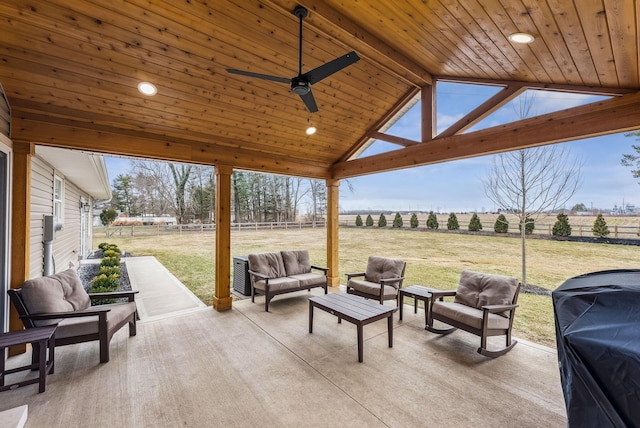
<box><xmin>137</xmin><ymin>81</ymin><xmax>157</xmax><ymax>96</ymax></box>
<box><xmin>508</xmin><ymin>33</ymin><xmax>535</xmax><ymax>44</ymax></box>
<box><xmin>305</xmin><ymin>125</ymin><xmax>317</xmax><ymax>135</ymax></box>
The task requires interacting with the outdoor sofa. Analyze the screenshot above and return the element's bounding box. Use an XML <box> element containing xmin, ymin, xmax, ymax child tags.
<box><xmin>247</xmin><ymin>250</ymin><xmax>328</xmax><ymax>311</ymax></box>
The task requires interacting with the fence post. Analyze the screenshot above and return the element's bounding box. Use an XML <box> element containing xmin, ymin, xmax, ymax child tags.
<box><xmin>131</xmin><ymin>225</ymin><xmax>135</xmax><ymax>237</ymax></box>
<box><xmin>579</xmin><ymin>225</ymin><xmax>583</xmax><ymax>236</ymax></box>
<box><xmin>548</xmin><ymin>225</ymin><xmax>551</xmax><ymax>235</ymax></box>
<box><xmin>615</xmin><ymin>225</ymin><xmax>618</xmax><ymax>238</ymax></box>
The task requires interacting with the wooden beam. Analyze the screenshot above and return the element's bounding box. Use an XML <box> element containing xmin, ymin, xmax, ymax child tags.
<box><xmin>434</xmin><ymin>75</ymin><xmax>637</xmax><ymax>96</ymax></box>
<box><xmin>9</xmin><ymin>140</ymin><xmax>33</xmax><ymax>355</ymax></box>
<box><xmin>422</xmin><ymin>85</ymin><xmax>435</xmax><ymax>142</ymax></box>
<box><xmin>11</xmin><ymin>116</ymin><xmax>331</xmax><ymax>179</ymax></box>
<box><xmin>326</xmin><ymin>178</ymin><xmax>340</xmax><ymax>287</ymax></box>
<box><xmin>370</xmin><ymin>131</ymin><xmax>420</xmax><ymax>147</ymax></box>
<box><xmin>213</xmin><ymin>165</ymin><xmax>232</xmax><ymax>312</ymax></box>
<box><xmin>437</xmin><ymin>85</ymin><xmax>527</xmax><ymax>138</ymax></box>
<box><xmin>339</xmin><ymin>87</ymin><xmax>420</xmax><ymax>162</ymax></box>
<box><xmin>332</xmin><ymin>91</ymin><xmax>640</xmax><ymax>178</ymax></box>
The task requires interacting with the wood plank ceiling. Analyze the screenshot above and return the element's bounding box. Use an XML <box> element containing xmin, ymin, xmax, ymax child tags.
<box><xmin>0</xmin><ymin>0</ymin><xmax>639</xmax><ymax>179</ymax></box>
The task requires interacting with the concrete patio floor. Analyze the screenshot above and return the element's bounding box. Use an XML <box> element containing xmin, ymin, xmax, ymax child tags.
<box><xmin>0</xmin><ymin>260</ymin><xmax>567</xmax><ymax>427</ymax></box>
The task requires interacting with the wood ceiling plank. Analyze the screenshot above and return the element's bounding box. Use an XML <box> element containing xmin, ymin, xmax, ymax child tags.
<box><xmin>573</xmin><ymin>0</ymin><xmax>619</xmax><ymax>87</ymax></box>
<box><xmin>332</xmin><ymin>91</ymin><xmax>640</xmax><ymax>178</ymax></box>
<box><xmin>513</xmin><ymin>0</ymin><xmax>584</xmax><ymax>84</ymax></box>
<box><xmin>603</xmin><ymin>0</ymin><xmax>639</xmax><ymax>88</ymax></box>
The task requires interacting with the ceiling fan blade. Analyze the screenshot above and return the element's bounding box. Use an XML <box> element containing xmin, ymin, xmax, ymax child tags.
<box><xmin>226</xmin><ymin>69</ymin><xmax>291</xmax><ymax>84</ymax></box>
<box><xmin>303</xmin><ymin>51</ymin><xmax>360</xmax><ymax>85</ymax></box>
<box><xmin>299</xmin><ymin>89</ymin><xmax>318</xmax><ymax>113</ymax></box>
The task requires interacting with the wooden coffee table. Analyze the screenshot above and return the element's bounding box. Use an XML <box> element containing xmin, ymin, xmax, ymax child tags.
<box><xmin>309</xmin><ymin>293</ymin><xmax>395</xmax><ymax>362</ymax></box>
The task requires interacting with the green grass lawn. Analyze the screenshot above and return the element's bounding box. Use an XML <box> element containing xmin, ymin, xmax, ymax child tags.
<box><xmin>95</xmin><ymin>227</ymin><xmax>640</xmax><ymax>348</ymax></box>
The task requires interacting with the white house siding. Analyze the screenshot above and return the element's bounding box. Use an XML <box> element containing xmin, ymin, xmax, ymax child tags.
<box><xmin>29</xmin><ymin>157</ymin><xmax>89</xmax><ymax>278</ymax></box>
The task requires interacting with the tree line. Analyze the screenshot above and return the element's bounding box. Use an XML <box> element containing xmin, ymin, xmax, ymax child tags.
<box><xmin>99</xmin><ymin>160</ymin><xmax>328</xmax><ymax>224</ymax></box>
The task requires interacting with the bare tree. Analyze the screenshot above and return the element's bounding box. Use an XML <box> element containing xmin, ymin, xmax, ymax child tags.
<box><xmin>483</xmin><ymin>145</ymin><xmax>581</xmax><ymax>285</ymax></box>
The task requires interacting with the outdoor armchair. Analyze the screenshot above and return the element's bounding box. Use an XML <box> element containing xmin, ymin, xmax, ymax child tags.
<box><xmin>426</xmin><ymin>270</ymin><xmax>520</xmax><ymax>357</ymax></box>
<box><xmin>8</xmin><ymin>269</ymin><xmax>138</xmax><ymax>364</ymax></box>
<box><xmin>345</xmin><ymin>256</ymin><xmax>406</xmax><ymax>305</ymax></box>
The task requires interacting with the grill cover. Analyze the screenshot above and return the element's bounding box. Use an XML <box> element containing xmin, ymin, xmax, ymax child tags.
<box><xmin>552</xmin><ymin>269</ymin><xmax>640</xmax><ymax>427</ymax></box>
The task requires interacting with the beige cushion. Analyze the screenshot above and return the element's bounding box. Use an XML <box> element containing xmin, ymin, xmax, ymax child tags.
<box><xmin>288</xmin><ymin>272</ymin><xmax>326</xmax><ymax>288</ymax></box>
<box><xmin>454</xmin><ymin>270</ymin><xmax>518</xmax><ymax>314</ymax></box>
<box><xmin>253</xmin><ymin>276</ymin><xmax>300</xmax><ymax>292</ymax></box>
<box><xmin>364</xmin><ymin>256</ymin><xmax>405</xmax><ymax>286</ymax></box>
<box><xmin>432</xmin><ymin>301</ymin><xmax>511</xmax><ymax>330</ymax></box>
<box><xmin>348</xmin><ymin>279</ymin><xmax>398</xmax><ymax>298</ymax></box>
<box><xmin>281</xmin><ymin>250</ymin><xmax>312</xmax><ymax>275</ymax></box>
<box><xmin>55</xmin><ymin>302</ymin><xmax>136</xmax><ymax>339</ymax></box>
<box><xmin>248</xmin><ymin>252</ymin><xmax>286</xmax><ymax>279</ymax></box>
<box><xmin>21</xmin><ymin>269</ymin><xmax>91</xmax><ymax>326</ymax></box>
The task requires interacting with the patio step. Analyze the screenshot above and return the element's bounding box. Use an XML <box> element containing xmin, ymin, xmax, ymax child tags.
<box><xmin>0</xmin><ymin>405</ymin><xmax>28</xmax><ymax>428</ymax></box>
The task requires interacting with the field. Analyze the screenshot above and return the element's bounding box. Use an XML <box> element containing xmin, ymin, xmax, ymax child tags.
<box><xmin>95</xmin><ymin>227</ymin><xmax>640</xmax><ymax>348</ymax></box>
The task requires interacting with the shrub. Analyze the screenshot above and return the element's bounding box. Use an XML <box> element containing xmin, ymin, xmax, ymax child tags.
<box><xmin>519</xmin><ymin>215</ymin><xmax>535</xmax><ymax>235</ymax></box>
<box><xmin>410</xmin><ymin>213</ymin><xmax>419</xmax><ymax>228</ymax></box>
<box><xmin>99</xmin><ymin>208</ymin><xmax>117</xmax><ymax>226</ymax></box>
<box><xmin>552</xmin><ymin>213</ymin><xmax>572</xmax><ymax>237</ymax></box>
<box><xmin>103</xmin><ymin>249</ymin><xmax>121</xmax><ymax>259</ymax></box>
<box><xmin>98</xmin><ymin>265</ymin><xmax>121</xmax><ymax>277</ymax></box>
<box><xmin>100</xmin><ymin>256</ymin><xmax>121</xmax><ymax>268</ymax></box>
<box><xmin>426</xmin><ymin>211</ymin><xmax>438</xmax><ymax>229</ymax></box>
<box><xmin>468</xmin><ymin>213</ymin><xmax>482</xmax><ymax>231</ymax></box>
<box><xmin>592</xmin><ymin>213</ymin><xmax>609</xmax><ymax>237</ymax></box>
<box><xmin>447</xmin><ymin>212</ymin><xmax>459</xmax><ymax>230</ymax></box>
<box><xmin>90</xmin><ymin>273</ymin><xmax>119</xmax><ymax>304</ymax></box>
<box><xmin>378</xmin><ymin>213</ymin><xmax>387</xmax><ymax>227</ymax></box>
<box><xmin>494</xmin><ymin>214</ymin><xmax>509</xmax><ymax>233</ymax></box>
<box><xmin>365</xmin><ymin>214</ymin><xmax>374</xmax><ymax>227</ymax></box>
<box><xmin>392</xmin><ymin>212</ymin><xmax>403</xmax><ymax>228</ymax></box>
<box><xmin>355</xmin><ymin>214</ymin><xmax>363</xmax><ymax>226</ymax></box>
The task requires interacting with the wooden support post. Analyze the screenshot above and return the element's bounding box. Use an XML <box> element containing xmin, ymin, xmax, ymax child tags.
<box><xmin>213</xmin><ymin>165</ymin><xmax>232</xmax><ymax>311</ymax></box>
<box><xmin>9</xmin><ymin>141</ymin><xmax>34</xmax><ymax>355</ymax></box>
<box><xmin>326</xmin><ymin>178</ymin><xmax>340</xmax><ymax>287</ymax></box>
<box><xmin>422</xmin><ymin>84</ymin><xmax>436</xmax><ymax>142</ymax></box>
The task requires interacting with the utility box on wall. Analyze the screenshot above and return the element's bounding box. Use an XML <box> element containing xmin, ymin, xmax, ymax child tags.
<box><xmin>232</xmin><ymin>256</ymin><xmax>251</xmax><ymax>296</ymax></box>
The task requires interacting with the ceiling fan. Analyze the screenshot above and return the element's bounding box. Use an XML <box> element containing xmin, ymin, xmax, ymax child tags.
<box><xmin>226</xmin><ymin>5</ymin><xmax>360</xmax><ymax>113</ymax></box>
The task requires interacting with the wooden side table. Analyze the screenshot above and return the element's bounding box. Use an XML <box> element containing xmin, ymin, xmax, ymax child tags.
<box><xmin>398</xmin><ymin>285</ymin><xmax>433</xmax><ymax>326</ymax></box>
<box><xmin>0</xmin><ymin>325</ymin><xmax>56</xmax><ymax>393</ymax></box>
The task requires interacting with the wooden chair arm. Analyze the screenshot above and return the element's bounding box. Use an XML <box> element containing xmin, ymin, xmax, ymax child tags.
<box><xmin>89</xmin><ymin>290</ymin><xmax>139</xmax><ymax>302</ymax></box>
<box><xmin>248</xmin><ymin>270</ymin><xmax>269</xmax><ymax>282</ymax></box>
<box><xmin>482</xmin><ymin>304</ymin><xmax>519</xmax><ymax>313</ymax></box>
<box><xmin>310</xmin><ymin>265</ymin><xmax>329</xmax><ymax>274</ymax></box>
<box><xmin>345</xmin><ymin>272</ymin><xmax>365</xmax><ymax>280</ymax></box>
<box><xmin>23</xmin><ymin>307</ymin><xmax>111</xmax><ymax>321</ymax></box>
<box><xmin>379</xmin><ymin>276</ymin><xmax>405</xmax><ymax>288</ymax></box>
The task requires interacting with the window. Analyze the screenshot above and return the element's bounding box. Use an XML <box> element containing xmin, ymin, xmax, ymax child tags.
<box><xmin>54</xmin><ymin>175</ymin><xmax>64</xmax><ymax>223</ymax></box>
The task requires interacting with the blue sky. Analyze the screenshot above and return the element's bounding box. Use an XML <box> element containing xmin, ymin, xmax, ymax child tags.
<box><xmin>106</xmin><ymin>82</ymin><xmax>640</xmax><ymax>213</ymax></box>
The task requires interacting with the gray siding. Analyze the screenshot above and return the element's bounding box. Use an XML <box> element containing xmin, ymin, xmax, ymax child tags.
<box><xmin>30</xmin><ymin>157</ymin><xmax>90</xmax><ymax>278</ymax></box>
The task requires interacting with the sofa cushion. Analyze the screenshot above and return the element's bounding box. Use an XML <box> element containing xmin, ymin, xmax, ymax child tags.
<box><xmin>287</xmin><ymin>272</ymin><xmax>326</xmax><ymax>288</ymax></box>
<box><xmin>432</xmin><ymin>301</ymin><xmax>511</xmax><ymax>330</ymax></box>
<box><xmin>248</xmin><ymin>252</ymin><xmax>286</xmax><ymax>279</ymax></box>
<box><xmin>454</xmin><ymin>270</ymin><xmax>519</xmax><ymax>316</ymax></box>
<box><xmin>281</xmin><ymin>250</ymin><xmax>312</xmax><ymax>275</ymax></box>
<box><xmin>21</xmin><ymin>269</ymin><xmax>91</xmax><ymax>326</ymax></box>
<box><xmin>55</xmin><ymin>302</ymin><xmax>136</xmax><ymax>339</ymax></box>
<box><xmin>252</xmin><ymin>276</ymin><xmax>300</xmax><ymax>292</ymax></box>
<box><xmin>348</xmin><ymin>279</ymin><xmax>398</xmax><ymax>298</ymax></box>
<box><xmin>364</xmin><ymin>256</ymin><xmax>405</xmax><ymax>286</ymax></box>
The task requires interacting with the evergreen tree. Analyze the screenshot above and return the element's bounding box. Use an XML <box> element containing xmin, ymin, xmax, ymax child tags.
<box><xmin>99</xmin><ymin>208</ymin><xmax>118</xmax><ymax>226</ymax></box>
<box><xmin>468</xmin><ymin>213</ymin><xmax>482</xmax><ymax>231</ymax></box>
<box><xmin>447</xmin><ymin>212</ymin><xmax>459</xmax><ymax>230</ymax></box>
<box><xmin>378</xmin><ymin>213</ymin><xmax>387</xmax><ymax>227</ymax></box>
<box><xmin>592</xmin><ymin>213</ymin><xmax>609</xmax><ymax>237</ymax></box>
<box><xmin>365</xmin><ymin>214</ymin><xmax>374</xmax><ymax>227</ymax></box>
<box><xmin>410</xmin><ymin>213</ymin><xmax>419</xmax><ymax>228</ymax></box>
<box><xmin>355</xmin><ymin>214</ymin><xmax>363</xmax><ymax>226</ymax></box>
<box><xmin>392</xmin><ymin>212</ymin><xmax>403</xmax><ymax>228</ymax></box>
<box><xmin>518</xmin><ymin>215</ymin><xmax>535</xmax><ymax>235</ymax></box>
<box><xmin>494</xmin><ymin>214</ymin><xmax>509</xmax><ymax>233</ymax></box>
<box><xmin>426</xmin><ymin>211</ymin><xmax>438</xmax><ymax>229</ymax></box>
<box><xmin>552</xmin><ymin>213</ymin><xmax>572</xmax><ymax>237</ymax></box>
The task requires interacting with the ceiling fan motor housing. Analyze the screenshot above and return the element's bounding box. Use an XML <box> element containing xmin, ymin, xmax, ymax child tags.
<box><xmin>291</xmin><ymin>77</ymin><xmax>310</xmax><ymax>95</ymax></box>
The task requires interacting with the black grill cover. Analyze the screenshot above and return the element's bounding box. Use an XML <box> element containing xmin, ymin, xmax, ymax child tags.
<box><xmin>552</xmin><ymin>269</ymin><xmax>640</xmax><ymax>428</ymax></box>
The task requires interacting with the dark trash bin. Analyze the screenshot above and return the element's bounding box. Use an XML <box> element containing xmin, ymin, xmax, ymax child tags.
<box><xmin>233</xmin><ymin>256</ymin><xmax>251</xmax><ymax>296</ymax></box>
<box><xmin>553</xmin><ymin>269</ymin><xmax>640</xmax><ymax>428</ymax></box>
